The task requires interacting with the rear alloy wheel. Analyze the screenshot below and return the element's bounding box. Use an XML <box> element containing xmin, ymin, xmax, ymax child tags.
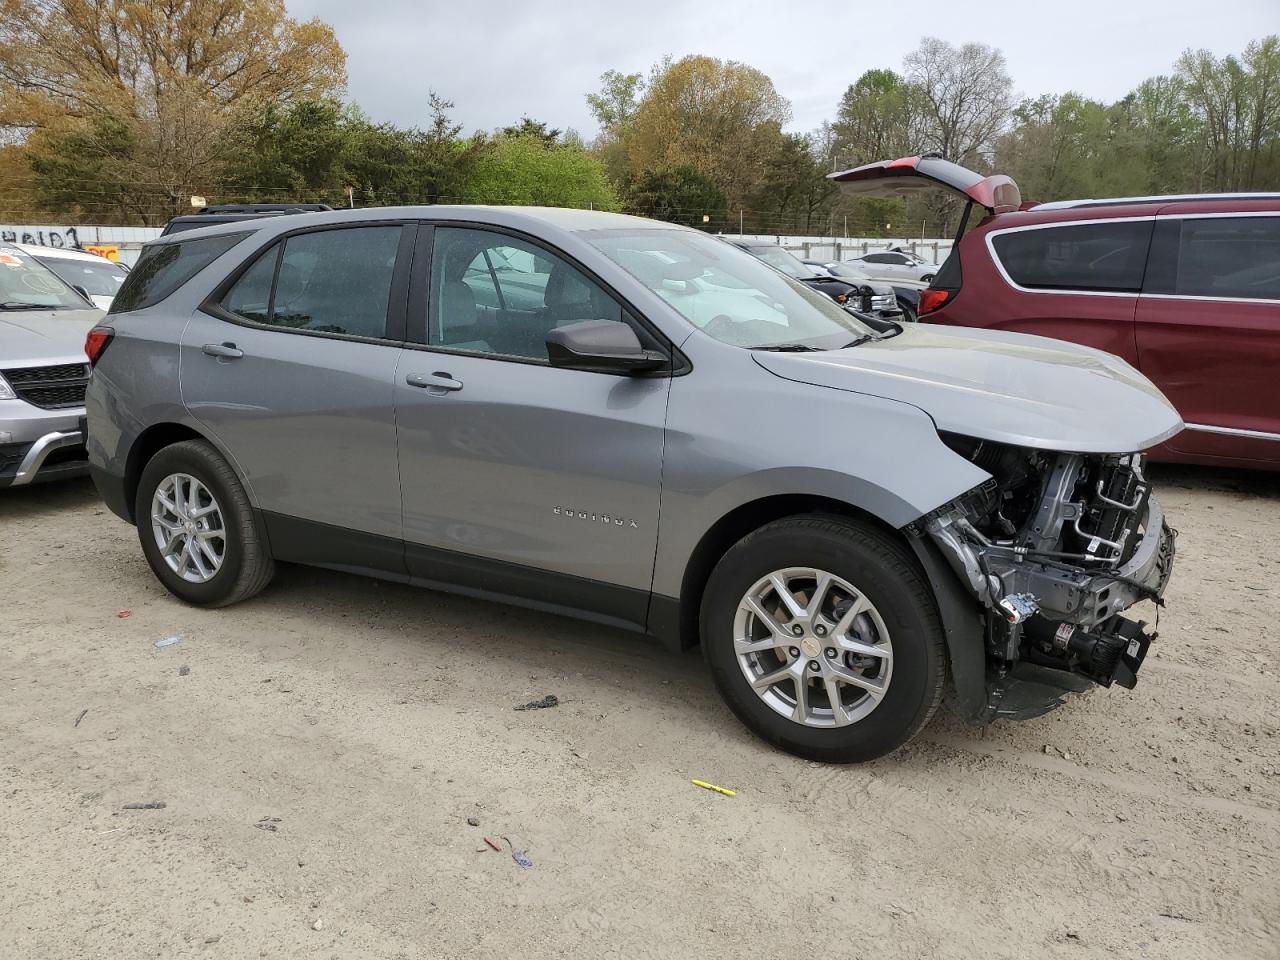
<box><xmin>135</xmin><ymin>439</ymin><xmax>274</xmax><ymax>607</ymax></box>
<box><xmin>702</xmin><ymin>516</ymin><xmax>945</xmax><ymax>762</ymax></box>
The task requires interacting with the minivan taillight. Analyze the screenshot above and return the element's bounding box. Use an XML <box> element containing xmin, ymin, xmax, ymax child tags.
<box><xmin>918</xmin><ymin>288</ymin><xmax>953</xmax><ymax>316</ymax></box>
<box><xmin>85</xmin><ymin>327</ymin><xmax>114</xmax><ymax>367</ymax></box>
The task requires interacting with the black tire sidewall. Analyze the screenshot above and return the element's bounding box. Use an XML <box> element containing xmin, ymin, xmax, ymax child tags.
<box><xmin>702</xmin><ymin>519</ymin><xmax>944</xmax><ymax>763</ymax></box>
<box><xmin>134</xmin><ymin>442</ymin><xmax>252</xmax><ymax>606</ymax></box>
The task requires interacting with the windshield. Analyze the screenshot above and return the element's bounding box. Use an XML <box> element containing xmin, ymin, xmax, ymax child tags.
<box><xmin>586</xmin><ymin>229</ymin><xmax>875</xmax><ymax>349</ymax></box>
<box><xmin>742</xmin><ymin>244</ymin><xmax>814</xmax><ymax>279</ymax></box>
<box><xmin>35</xmin><ymin>256</ymin><xmax>128</xmax><ymax>298</ymax></box>
<box><xmin>824</xmin><ymin>262</ymin><xmax>872</xmax><ymax>281</ymax></box>
<box><xmin>0</xmin><ymin>248</ymin><xmax>88</xmax><ymax>309</ymax></box>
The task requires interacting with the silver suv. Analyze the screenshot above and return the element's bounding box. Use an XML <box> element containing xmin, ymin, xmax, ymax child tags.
<box><xmin>85</xmin><ymin>207</ymin><xmax>1181</xmax><ymax>762</ymax></box>
<box><xmin>0</xmin><ymin>243</ymin><xmax>101</xmax><ymax>488</ymax></box>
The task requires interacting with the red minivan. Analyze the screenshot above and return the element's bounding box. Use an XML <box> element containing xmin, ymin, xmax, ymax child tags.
<box><xmin>830</xmin><ymin>156</ymin><xmax>1280</xmax><ymax>470</ymax></box>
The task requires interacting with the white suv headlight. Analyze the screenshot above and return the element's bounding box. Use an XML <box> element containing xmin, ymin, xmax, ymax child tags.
<box><xmin>0</xmin><ymin>374</ymin><xmax>15</xmax><ymax>400</ymax></box>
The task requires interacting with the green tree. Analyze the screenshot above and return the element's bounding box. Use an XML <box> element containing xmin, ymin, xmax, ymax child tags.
<box><xmin>624</xmin><ymin>165</ymin><xmax>727</xmax><ymax>225</ymax></box>
<box><xmin>747</xmin><ymin>133</ymin><xmax>839</xmax><ymax>234</ymax></box>
<box><xmin>465</xmin><ymin>135</ymin><xmax>618</xmax><ymax>209</ymax></box>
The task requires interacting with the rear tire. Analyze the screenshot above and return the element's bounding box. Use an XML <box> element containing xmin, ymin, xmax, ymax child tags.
<box><xmin>920</xmin><ymin>273</ymin><xmax>935</xmax><ymax>283</ymax></box>
<box><xmin>701</xmin><ymin>515</ymin><xmax>945</xmax><ymax>762</ymax></box>
<box><xmin>135</xmin><ymin>439</ymin><xmax>274</xmax><ymax>607</ymax></box>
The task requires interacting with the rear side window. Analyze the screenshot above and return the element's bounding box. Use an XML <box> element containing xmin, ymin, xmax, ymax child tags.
<box><xmin>991</xmin><ymin>221</ymin><xmax>1152</xmax><ymax>293</ymax></box>
<box><xmin>218</xmin><ymin>226</ymin><xmax>402</xmax><ymax>339</ymax></box>
<box><xmin>110</xmin><ymin>233</ymin><xmax>246</xmax><ymax>313</ymax></box>
<box><xmin>1148</xmin><ymin>216</ymin><xmax>1280</xmax><ymax>301</ymax></box>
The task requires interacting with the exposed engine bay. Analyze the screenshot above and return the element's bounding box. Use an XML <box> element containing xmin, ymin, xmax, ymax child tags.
<box><xmin>918</xmin><ymin>435</ymin><xmax>1176</xmax><ymax>711</ymax></box>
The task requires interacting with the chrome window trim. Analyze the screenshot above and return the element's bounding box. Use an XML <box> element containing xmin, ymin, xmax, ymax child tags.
<box><xmin>983</xmin><ymin>216</ymin><xmax>1155</xmax><ymax>299</ymax></box>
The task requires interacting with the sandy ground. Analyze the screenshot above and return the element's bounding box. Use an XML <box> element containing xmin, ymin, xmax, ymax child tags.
<box><xmin>1</xmin><ymin>466</ymin><xmax>1277</xmax><ymax>960</ymax></box>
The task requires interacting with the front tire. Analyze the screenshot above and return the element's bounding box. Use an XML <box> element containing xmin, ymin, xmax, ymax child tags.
<box><xmin>701</xmin><ymin>516</ymin><xmax>945</xmax><ymax>762</ymax></box>
<box><xmin>135</xmin><ymin>439</ymin><xmax>274</xmax><ymax>607</ymax></box>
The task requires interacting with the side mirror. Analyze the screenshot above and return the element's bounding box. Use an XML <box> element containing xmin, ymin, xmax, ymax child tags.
<box><xmin>546</xmin><ymin>319</ymin><xmax>667</xmax><ymax>373</ymax></box>
<box><xmin>72</xmin><ymin>284</ymin><xmax>93</xmax><ymax>302</ymax></box>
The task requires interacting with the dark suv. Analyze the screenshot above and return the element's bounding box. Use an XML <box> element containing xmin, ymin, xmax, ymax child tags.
<box><xmin>830</xmin><ymin>155</ymin><xmax>1280</xmax><ymax>469</ymax></box>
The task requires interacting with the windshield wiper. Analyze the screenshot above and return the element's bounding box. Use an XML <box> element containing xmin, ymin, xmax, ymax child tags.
<box><xmin>841</xmin><ymin>335</ymin><xmax>877</xmax><ymax>348</ymax></box>
<box><xmin>753</xmin><ymin>342</ymin><xmax>822</xmax><ymax>352</ymax></box>
<box><xmin>0</xmin><ymin>301</ymin><xmax>57</xmax><ymax>311</ymax></box>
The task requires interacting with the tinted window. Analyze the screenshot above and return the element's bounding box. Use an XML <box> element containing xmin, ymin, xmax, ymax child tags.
<box><xmin>992</xmin><ymin>221</ymin><xmax>1152</xmax><ymax>292</ymax></box>
<box><xmin>220</xmin><ymin>244</ymin><xmax>279</xmax><ymax>323</ymax></box>
<box><xmin>429</xmin><ymin>227</ymin><xmax>623</xmax><ymax>361</ymax></box>
<box><xmin>110</xmin><ymin>233</ymin><xmax>246</xmax><ymax>313</ymax></box>
<box><xmin>861</xmin><ymin>253</ymin><xmax>892</xmax><ymax>264</ymax></box>
<box><xmin>1166</xmin><ymin>216</ymin><xmax>1280</xmax><ymax>300</ymax></box>
<box><xmin>218</xmin><ymin>227</ymin><xmax>401</xmax><ymax>338</ymax></box>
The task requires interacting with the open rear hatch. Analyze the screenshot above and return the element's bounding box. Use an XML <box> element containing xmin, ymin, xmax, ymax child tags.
<box><xmin>827</xmin><ymin>155</ymin><xmax>1021</xmax><ymax>216</ymax></box>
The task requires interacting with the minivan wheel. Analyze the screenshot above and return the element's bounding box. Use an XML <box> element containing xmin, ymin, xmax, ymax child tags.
<box><xmin>701</xmin><ymin>516</ymin><xmax>945</xmax><ymax>763</ymax></box>
<box><xmin>135</xmin><ymin>439</ymin><xmax>274</xmax><ymax>607</ymax></box>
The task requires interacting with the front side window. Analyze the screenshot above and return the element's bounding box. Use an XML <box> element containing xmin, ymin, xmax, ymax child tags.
<box><xmin>0</xmin><ymin>247</ymin><xmax>88</xmax><ymax>309</ymax></box>
<box><xmin>991</xmin><ymin>221</ymin><xmax>1153</xmax><ymax>293</ymax></box>
<box><xmin>219</xmin><ymin>226</ymin><xmax>402</xmax><ymax>338</ymax></box>
<box><xmin>429</xmin><ymin>227</ymin><xmax>623</xmax><ymax>360</ymax></box>
<box><xmin>1158</xmin><ymin>216</ymin><xmax>1280</xmax><ymax>301</ymax></box>
<box><xmin>587</xmin><ymin>228</ymin><xmax>875</xmax><ymax>350</ymax></box>
<box><xmin>744</xmin><ymin>246</ymin><xmax>811</xmax><ymax>279</ymax></box>
<box><xmin>111</xmin><ymin>233</ymin><xmax>246</xmax><ymax>314</ymax></box>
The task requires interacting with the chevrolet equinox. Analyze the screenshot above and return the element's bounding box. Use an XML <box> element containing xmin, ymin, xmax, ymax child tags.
<box><xmin>86</xmin><ymin>207</ymin><xmax>1181</xmax><ymax>762</ymax></box>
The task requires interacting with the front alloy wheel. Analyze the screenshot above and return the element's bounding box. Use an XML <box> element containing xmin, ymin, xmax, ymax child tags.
<box><xmin>734</xmin><ymin>567</ymin><xmax>892</xmax><ymax>728</ymax></box>
<box><xmin>701</xmin><ymin>515</ymin><xmax>946</xmax><ymax>763</ymax></box>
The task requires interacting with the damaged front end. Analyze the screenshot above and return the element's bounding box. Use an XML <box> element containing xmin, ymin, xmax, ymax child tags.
<box><xmin>919</xmin><ymin>435</ymin><xmax>1176</xmax><ymax>720</ymax></box>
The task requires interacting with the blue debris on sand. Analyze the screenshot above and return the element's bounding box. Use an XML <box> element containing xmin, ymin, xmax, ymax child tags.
<box><xmin>154</xmin><ymin>636</ymin><xmax>181</xmax><ymax>648</ymax></box>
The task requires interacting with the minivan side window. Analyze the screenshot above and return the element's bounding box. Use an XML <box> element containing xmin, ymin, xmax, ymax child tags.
<box><xmin>218</xmin><ymin>226</ymin><xmax>402</xmax><ymax>338</ymax></box>
<box><xmin>428</xmin><ymin>227</ymin><xmax>623</xmax><ymax>361</ymax></box>
<box><xmin>991</xmin><ymin>221</ymin><xmax>1153</xmax><ymax>293</ymax></box>
<box><xmin>1148</xmin><ymin>216</ymin><xmax>1280</xmax><ymax>301</ymax></box>
<box><xmin>110</xmin><ymin>233</ymin><xmax>247</xmax><ymax>314</ymax></box>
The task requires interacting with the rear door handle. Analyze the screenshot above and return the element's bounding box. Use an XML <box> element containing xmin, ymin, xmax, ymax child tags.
<box><xmin>406</xmin><ymin>371</ymin><xmax>463</xmax><ymax>393</ymax></box>
<box><xmin>202</xmin><ymin>342</ymin><xmax>243</xmax><ymax>359</ymax></box>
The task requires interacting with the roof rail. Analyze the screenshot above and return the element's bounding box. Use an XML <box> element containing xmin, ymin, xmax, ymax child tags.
<box><xmin>1033</xmin><ymin>192</ymin><xmax>1280</xmax><ymax>211</ymax></box>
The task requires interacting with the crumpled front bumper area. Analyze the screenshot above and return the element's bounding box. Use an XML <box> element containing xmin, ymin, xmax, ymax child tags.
<box><xmin>922</xmin><ymin>451</ymin><xmax>1176</xmax><ymax>717</ymax></box>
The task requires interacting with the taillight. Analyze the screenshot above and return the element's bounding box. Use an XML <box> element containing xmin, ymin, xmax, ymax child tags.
<box><xmin>918</xmin><ymin>288</ymin><xmax>952</xmax><ymax>316</ymax></box>
<box><xmin>85</xmin><ymin>327</ymin><xmax>114</xmax><ymax>367</ymax></box>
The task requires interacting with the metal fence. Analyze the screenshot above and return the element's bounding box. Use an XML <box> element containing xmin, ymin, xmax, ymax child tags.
<box><xmin>721</xmin><ymin>234</ymin><xmax>954</xmax><ymax>265</ymax></box>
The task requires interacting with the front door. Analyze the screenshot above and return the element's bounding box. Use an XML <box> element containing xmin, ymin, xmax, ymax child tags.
<box><xmin>1137</xmin><ymin>214</ymin><xmax>1280</xmax><ymax>466</ymax></box>
<box><xmin>180</xmin><ymin>222</ymin><xmax>414</xmax><ymax>565</ymax></box>
<box><xmin>394</xmin><ymin>225</ymin><xmax>671</xmax><ymax>630</ymax></box>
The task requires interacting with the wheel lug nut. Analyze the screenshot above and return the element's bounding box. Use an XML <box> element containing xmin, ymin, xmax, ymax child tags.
<box><xmin>815</xmin><ymin>625</ymin><xmax>827</xmax><ymax>637</ymax></box>
<box><xmin>808</xmin><ymin>661</ymin><xmax>820</xmax><ymax>672</ymax></box>
<box><xmin>791</xmin><ymin>624</ymin><xmax>803</xmax><ymax>637</ymax></box>
<box><xmin>788</xmin><ymin>647</ymin><xmax>799</xmax><ymax>658</ymax></box>
<box><xmin>825</xmin><ymin>648</ymin><xmax>837</xmax><ymax>659</ymax></box>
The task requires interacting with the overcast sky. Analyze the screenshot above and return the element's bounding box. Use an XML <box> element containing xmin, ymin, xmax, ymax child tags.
<box><xmin>289</xmin><ymin>0</ymin><xmax>1278</xmax><ymax>137</ymax></box>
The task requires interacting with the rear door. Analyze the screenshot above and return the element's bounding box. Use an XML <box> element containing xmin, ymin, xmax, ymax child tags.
<box><xmin>1136</xmin><ymin>212</ymin><xmax>1280</xmax><ymax>465</ymax></box>
<box><xmin>180</xmin><ymin>222</ymin><xmax>415</xmax><ymax>564</ymax></box>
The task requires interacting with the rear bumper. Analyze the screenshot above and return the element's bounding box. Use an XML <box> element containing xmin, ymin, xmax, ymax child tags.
<box><xmin>90</xmin><ymin>463</ymin><xmax>133</xmax><ymax>521</ymax></box>
<box><xmin>0</xmin><ymin>428</ymin><xmax>87</xmax><ymax>488</ymax></box>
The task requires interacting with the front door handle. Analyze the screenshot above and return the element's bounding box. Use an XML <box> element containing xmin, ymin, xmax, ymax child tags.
<box><xmin>406</xmin><ymin>371</ymin><xmax>463</xmax><ymax>393</ymax></box>
<box><xmin>202</xmin><ymin>342</ymin><xmax>243</xmax><ymax>359</ymax></box>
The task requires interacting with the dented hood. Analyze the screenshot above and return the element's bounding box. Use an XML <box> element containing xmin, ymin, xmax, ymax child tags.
<box><xmin>754</xmin><ymin>324</ymin><xmax>1184</xmax><ymax>454</ymax></box>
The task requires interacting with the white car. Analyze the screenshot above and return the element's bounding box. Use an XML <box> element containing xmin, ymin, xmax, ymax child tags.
<box><xmin>847</xmin><ymin>249</ymin><xmax>939</xmax><ymax>283</ymax></box>
<box><xmin>15</xmin><ymin>243</ymin><xmax>128</xmax><ymax>310</ymax></box>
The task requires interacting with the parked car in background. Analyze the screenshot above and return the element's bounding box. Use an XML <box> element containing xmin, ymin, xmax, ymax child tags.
<box><xmin>829</xmin><ymin>153</ymin><xmax>1280</xmax><ymax>470</ymax></box>
<box><xmin>847</xmin><ymin>248</ymin><xmax>940</xmax><ymax>283</ymax></box>
<box><xmin>87</xmin><ymin>206</ymin><xmax>1179</xmax><ymax>762</ymax></box>
<box><xmin>726</xmin><ymin>240</ymin><xmax>902</xmax><ymax>321</ymax></box>
<box><xmin>161</xmin><ymin>202</ymin><xmax>332</xmax><ymax>236</ymax></box>
<box><xmin>17</xmin><ymin>243</ymin><xmax>129</xmax><ymax>310</ymax></box>
<box><xmin>804</xmin><ymin>259</ymin><xmax>926</xmax><ymax>322</ymax></box>
<box><xmin>0</xmin><ymin>243</ymin><xmax>100</xmax><ymax>488</ymax></box>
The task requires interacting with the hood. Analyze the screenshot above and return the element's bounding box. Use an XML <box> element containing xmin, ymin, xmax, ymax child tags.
<box><xmin>0</xmin><ymin>308</ymin><xmax>100</xmax><ymax>368</ymax></box>
<box><xmin>754</xmin><ymin>324</ymin><xmax>1183</xmax><ymax>454</ymax></box>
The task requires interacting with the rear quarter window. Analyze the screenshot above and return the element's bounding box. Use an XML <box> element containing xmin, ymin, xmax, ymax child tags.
<box><xmin>991</xmin><ymin>220</ymin><xmax>1153</xmax><ymax>293</ymax></box>
<box><xmin>109</xmin><ymin>233</ymin><xmax>246</xmax><ymax>314</ymax></box>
